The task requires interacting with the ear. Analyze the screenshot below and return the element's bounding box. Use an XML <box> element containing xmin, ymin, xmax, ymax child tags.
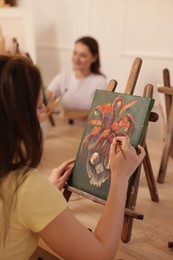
<box><xmin>92</xmin><ymin>54</ymin><xmax>98</xmax><ymax>63</ymax></box>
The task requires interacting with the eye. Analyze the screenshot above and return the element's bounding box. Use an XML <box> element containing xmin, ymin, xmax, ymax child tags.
<box><xmin>73</xmin><ymin>50</ymin><xmax>77</xmax><ymax>56</ymax></box>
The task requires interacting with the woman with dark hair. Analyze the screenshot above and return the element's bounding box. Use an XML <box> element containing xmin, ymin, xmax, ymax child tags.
<box><xmin>75</xmin><ymin>36</ymin><xmax>103</xmax><ymax>75</ymax></box>
<box><xmin>0</xmin><ymin>54</ymin><xmax>145</xmax><ymax>259</ymax></box>
<box><xmin>46</xmin><ymin>36</ymin><xmax>107</xmax><ymax>111</ymax></box>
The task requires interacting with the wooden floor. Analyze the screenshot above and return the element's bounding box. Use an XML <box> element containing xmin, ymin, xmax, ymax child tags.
<box><xmin>37</xmin><ymin>115</ymin><xmax>173</xmax><ymax>260</ymax></box>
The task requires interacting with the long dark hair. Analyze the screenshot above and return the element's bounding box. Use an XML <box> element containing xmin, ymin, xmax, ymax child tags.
<box><xmin>0</xmin><ymin>54</ymin><xmax>43</xmax><ymax>245</ymax></box>
<box><xmin>75</xmin><ymin>36</ymin><xmax>104</xmax><ymax>75</ymax></box>
<box><xmin>0</xmin><ymin>54</ymin><xmax>43</xmax><ymax>178</ymax></box>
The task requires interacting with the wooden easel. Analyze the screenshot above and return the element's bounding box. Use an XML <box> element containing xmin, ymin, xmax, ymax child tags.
<box><xmin>63</xmin><ymin>57</ymin><xmax>159</xmax><ymax>242</ymax></box>
<box><xmin>31</xmin><ymin>246</ymin><xmax>60</xmax><ymax>260</ymax></box>
<box><xmin>157</xmin><ymin>68</ymin><xmax>173</xmax><ymax>183</ymax></box>
<box><xmin>41</xmin><ymin>96</ymin><xmax>59</xmax><ymax>125</ymax></box>
<box><xmin>11</xmin><ymin>38</ymin><xmax>56</xmax><ymax>127</ymax></box>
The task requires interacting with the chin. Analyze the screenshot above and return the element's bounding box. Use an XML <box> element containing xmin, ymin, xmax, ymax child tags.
<box><xmin>73</xmin><ymin>67</ymin><xmax>82</xmax><ymax>71</ymax></box>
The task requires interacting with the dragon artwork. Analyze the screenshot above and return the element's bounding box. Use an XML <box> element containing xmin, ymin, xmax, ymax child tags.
<box><xmin>79</xmin><ymin>96</ymin><xmax>138</xmax><ymax>187</ymax></box>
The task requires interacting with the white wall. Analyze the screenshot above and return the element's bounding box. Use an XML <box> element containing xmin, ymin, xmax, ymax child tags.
<box><xmin>16</xmin><ymin>0</ymin><xmax>173</xmax><ymax>140</ymax></box>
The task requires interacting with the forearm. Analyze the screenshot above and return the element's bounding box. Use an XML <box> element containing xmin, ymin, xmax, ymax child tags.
<box><xmin>93</xmin><ymin>137</ymin><xmax>145</xmax><ymax>258</ymax></box>
<box><xmin>39</xmin><ymin>138</ymin><xmax>144</xmax><ymax>260</ymax></box>
<box><xmin>39</xmin><ymin>177</ymin><xmax>129</xmax><ymax>260</ymax></box>
<box><xmin>46</xmin><ymin>90</ymin><xmax>53</xmax><ymax>101</ymax></box>
<box><xmin>94</xmin><ymin>176</ymin><xmax>129</xmax><ymax>258</ymax></box>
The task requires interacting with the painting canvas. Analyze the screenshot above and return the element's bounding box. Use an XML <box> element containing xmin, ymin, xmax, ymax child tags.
<box><xmin>68</xmin><ymin>89</ymin><xmax>155</xmax><ymax>200</ymax></box>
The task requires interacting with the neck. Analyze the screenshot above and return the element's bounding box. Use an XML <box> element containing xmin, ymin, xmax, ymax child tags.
<box><xmin>74</xmin><ymin>70</ymin><xmax>91</xmax><ymax>79</ymax></box>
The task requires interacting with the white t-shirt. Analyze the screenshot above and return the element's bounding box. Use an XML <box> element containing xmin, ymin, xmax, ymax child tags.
<box><xmin>47</xmin><ymin>71</ymin><xmax>107</xmax><ymax>110</ymax></box>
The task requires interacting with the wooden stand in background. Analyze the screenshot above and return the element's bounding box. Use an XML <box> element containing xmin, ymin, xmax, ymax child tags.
<box><xmin>12</xmin><ymin>38</ymin><xmax>57</xmax><ymax>127</ymax></box>
<box><xmin>157</xmin><ymin>68</ymin><xmax>173</xmax><ymax>183</ymax></box>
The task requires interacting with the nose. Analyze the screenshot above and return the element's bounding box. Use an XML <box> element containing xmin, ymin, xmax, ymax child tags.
<box><xmin>73</xmin><ymin>53</ymin><xmax>80</xmax><ymax>62</ymax></box>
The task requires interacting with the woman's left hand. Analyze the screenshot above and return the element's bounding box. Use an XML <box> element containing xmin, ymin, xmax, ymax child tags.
<box><xmin>48</xmin><ymin>158</ymin><xmax>75</xmax><ymax>190</ymax></box>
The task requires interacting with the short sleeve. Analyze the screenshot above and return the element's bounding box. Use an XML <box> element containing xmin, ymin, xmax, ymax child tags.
<box><xmin>47</xmin><ymin>72</ymin><xmax>66</xmax><ymax>97</ymax></box>
<box><xmin>97</xmin><ymin>75</ymin><xmax>107</xmax><ymax>90</ymax></box>
<box><xmin>18</xmin><ymin>169</ymin><xmax>67</xmax><ymax>232</ymax></box>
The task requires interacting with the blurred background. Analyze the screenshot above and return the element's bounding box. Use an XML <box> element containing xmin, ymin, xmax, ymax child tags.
<box><xmin>1</xmin><ymin>0</ymin><xmax>172</xmax><ymax>140</ymax></box>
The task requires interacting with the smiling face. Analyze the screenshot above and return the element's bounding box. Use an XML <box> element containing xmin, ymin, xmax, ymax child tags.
<box><xmin>72</xmin><ymin>42</ymin><xmax>97</xmax><ymax>74</ymax></box>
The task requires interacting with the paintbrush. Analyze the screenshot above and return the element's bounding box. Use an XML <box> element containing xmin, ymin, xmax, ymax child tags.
<box><xmin>117</xmin><ymin>140</ymin><xmax>126</xmax><ymax>159</ymax></box>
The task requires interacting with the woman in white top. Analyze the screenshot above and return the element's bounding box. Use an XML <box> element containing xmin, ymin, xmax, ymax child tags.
<box><xmin>46</xmin><ymin>36</ymin><xmax>107</xmax><ymax>111</ymax></box>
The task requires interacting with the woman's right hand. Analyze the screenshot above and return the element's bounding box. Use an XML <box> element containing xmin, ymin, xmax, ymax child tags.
<box><xmin>39</xmin><ymin>136</ymin><xmax>146</xmax><ymax>260</ymax></box>
<box><xmin>109</xmin><ymin>136</ymin><xmax>146</xmax><ymax>181</ymax></box>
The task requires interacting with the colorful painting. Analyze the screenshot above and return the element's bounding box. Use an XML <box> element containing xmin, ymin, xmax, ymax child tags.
<box><xmin>68</xmin><ymin>90</ymin><xmax>155</xmax><ymax>200</ymax></box>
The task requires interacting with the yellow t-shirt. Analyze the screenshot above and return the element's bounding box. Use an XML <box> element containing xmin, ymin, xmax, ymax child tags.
<box><xmin>0</xmin><ymin>169</ymin><xmax>67</xmax><ymax>260</ymax></box>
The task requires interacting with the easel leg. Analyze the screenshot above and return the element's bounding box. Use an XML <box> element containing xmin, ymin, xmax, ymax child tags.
<box><xmin>157</xmin><ymin>137</ymin><xmax>172</xmax><ymax>183</ymax></box>
<box><xmin>121</xmin><ymin>216</ymin><xmax>134</xmax><ymax>243</ymax></box>
<box><xmin>49</xmin><ymin>114</ymin><xmax>56</xmax><ymax>126</ymax></box>
<box><xmin>43</xmin><ymin>89</ymin><xmax>56</xmax><ymax>127</ymax></box>
<box><xmin>121</xmin><ymin>167</ymin><xmax>141</xmax><ymax>242</ymax></box>
<box><xmin>170</xmin><ymin>135</ymin><xmax>173</xmax><ymax>158</ymax></box>
<box><xmin>63</xmin><ymin>187</ymin><xmax>72</xmax><ymax>202</ymax></box>
<box><xmin>157</xmin><ymin>103</ymin><xmax>173</xmax><ymax>183</ymax></box>
<box><xmin>143</xmin><ymin>143</ymin><xmax>159</xmax><ymax>202</ymax></box>
<box><xmin>68</xmin><ymin>119</ymin><xmax>74</xmax><ymax>125</ymax></box>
